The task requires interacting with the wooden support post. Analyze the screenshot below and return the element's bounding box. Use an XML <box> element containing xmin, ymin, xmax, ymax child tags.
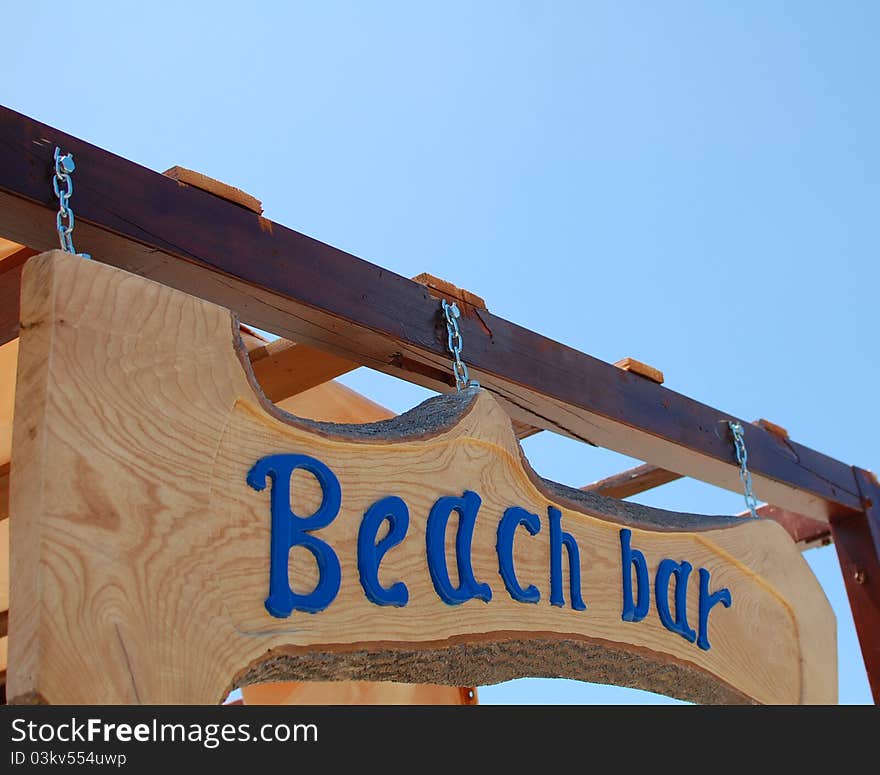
<box><xmin>830</xmin><ymin>468</ymin><xmax>880</xmax><ymax>703</ymax></box>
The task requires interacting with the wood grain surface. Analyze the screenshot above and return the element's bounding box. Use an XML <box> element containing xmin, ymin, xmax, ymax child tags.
<box><xmin>7</xmin><ymin>251</ymin><xmax>836</xmax><ymax>704</ymax></box>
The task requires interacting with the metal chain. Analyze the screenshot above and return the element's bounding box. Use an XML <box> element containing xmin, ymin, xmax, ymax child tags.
<box><xmin>441</xmin><ymin>299</ymin><xmax>479</xmax><ymax>392</ymax></box>
<box><xmin>53</xmin><ymin>146</ymin><xmax>89</xmax><ymax>257</ymax></box>
<box><xmin>728</xmin><ymin>421</ymin><xmax>759</xmax><ymax>518</ymax></box>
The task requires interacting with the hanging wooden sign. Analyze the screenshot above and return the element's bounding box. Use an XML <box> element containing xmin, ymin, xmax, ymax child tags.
<box><xmin>7</xmin><ymin>251</ymin><xmax>836</xmax><ymax>704</ymax></box>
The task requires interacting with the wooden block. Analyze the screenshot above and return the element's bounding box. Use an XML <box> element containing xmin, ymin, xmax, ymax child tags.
<box><xmin>0</xmin><ymin>238</ymin><xmax>25</xmax><ymax>262</ymax></box>
<box><xmin>614</xmin><ymin>358</ymin><xmax>664</xmax><ymax>385</ymax></box>
<box><xmin>7</xmin><ymin>252</ymin><xmax>836</xmax><ymax>705</ymax></box>
<box><xmin>757</xmin><ymin>418</ymin><xmax>790</xmax><ymax>441</ymax></box>
<box><xmin>162</xmin><ymin>166</ymin><xmax>263</xmax><ymax>215</ymax></box>
<box><xmin>411</xmin><ymin>272</ymin><xmax>488</xmax><ymax>312</ymax></box>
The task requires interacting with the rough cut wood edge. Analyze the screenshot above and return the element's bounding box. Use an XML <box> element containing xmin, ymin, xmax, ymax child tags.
<box><xmin>162</xmin><ymin>166</ymin><xmax>263</xmax><ymax>215</ymax></box>
<box><xmin>7</xmin><ymin>251</ymin><xmax>837</xmax><ymax>705</ymax></box>
<box><xmin>230</xmin><ymin>635</ymin><xmax>751</xmax><ymax>706</ymax></box>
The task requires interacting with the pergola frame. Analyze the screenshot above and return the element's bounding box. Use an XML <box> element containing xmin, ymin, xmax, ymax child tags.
<box><xmin>0</xmin><ymin>105</ymin><xmax>877</xmax><ymax>702</ymax></box>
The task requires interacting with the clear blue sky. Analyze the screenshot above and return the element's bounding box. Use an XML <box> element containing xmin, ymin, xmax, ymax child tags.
<box><xmin>5</xmin><ymin>1</ymin><xmax>877</xmax><ymax>703</ymax></box>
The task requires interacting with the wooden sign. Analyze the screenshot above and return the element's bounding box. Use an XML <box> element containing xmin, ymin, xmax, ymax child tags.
<box><xmin>7</xmin><ymin>251</ymin><xmax>836</xmax><ymax>704</ymax></box>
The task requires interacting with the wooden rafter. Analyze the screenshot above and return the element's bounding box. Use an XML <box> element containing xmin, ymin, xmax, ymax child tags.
<box><xmin>583</xmin><ymin>462</ymin><xmax>831</xmax><ymax>550</ymax></box>
<box><xmin>583</xmin><ymin>463</ymin><xmax>683</xmax><ymax>500</ymax></box>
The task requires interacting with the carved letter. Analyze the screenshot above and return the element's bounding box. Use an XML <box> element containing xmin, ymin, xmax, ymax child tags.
<box><xmin>247</xmin><ymin>454</ymin><xmax>342</xmax><ymax>618</ymax></box>
<box><xmin>697</xmin><ymin>568</ymin><xmax>732</xmax><ymax>651</ymax></box>
<box><xmin>655</xmin><ymin>559</ymin><xmax>697</xmax><ymax>643</ymax></box>
<box><xmin>358</xmin><ymin>495</ymin><xmax>410</xmax><ymax>607</ymax></box>
<box><xmin>497</xmin><ymin>506</ymin><xmax>541</xmax><ymax>604</ymax></box>
<box><xmin>426</xmin><ymin>491</ymin><xmax>492</xmax><ymax>605</ymax></box>
<box><xmin>549</xmin><ymin>507</ymin><xmax>586</xmax><ymax>610</ymax></box>
<box><xmin>620</xmin><ymin>529</ymin><xmax>650</xmax><ymax>622</ymax></box>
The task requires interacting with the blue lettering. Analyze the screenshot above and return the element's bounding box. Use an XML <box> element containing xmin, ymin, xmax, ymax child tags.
<box><xmin>549</xmin><ymin>507</ymin><xmax>586</xmax><ymax>610</ymax></box>
<box><xmin>358</xmin><ymin>495</ymin><xmax>410</xmax><ymax>606</ymax></box>
<box><xmin>247</xmin><ymin>454</ymin><xmax>342</xmax><ymax>618</ymax></box>
<box><xmin>655</xmin><ymin>559</ymin><xmax>697</xmax><ymax>643</ymax></box>
<box><xmin>697</xmin><ymin>568</ymin><xmax>732</xmax><ymax>651</ymax></box>
<box><xmin>426</xmin><ymin>491</ymin><xmax>492</xmax><ymax>605</ymax></box>
<box><xmin>620</xmin><ymin>529</ymin><xmax>650</xmax><ymax>622</ymax></box>
<box><xmin>496</xmin><ymin>506</ymin><xmax>541</xmax><ymax>604</ymax></box>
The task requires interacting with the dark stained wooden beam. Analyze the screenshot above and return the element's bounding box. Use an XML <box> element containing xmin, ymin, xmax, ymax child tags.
<box><xmin>0</xmin><ymin>105</ymin><xmax>863</xmax><ymax>522</ymax></box>
<box><xmin>855</xmin><ymin>467</ymin><xmax>880</xmax><ymax>557</ymax></box>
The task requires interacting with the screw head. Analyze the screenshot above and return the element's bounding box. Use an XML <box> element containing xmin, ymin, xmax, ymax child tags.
<box><xmin>854</xmin><ymin>569</ymin><xmax>867</xmax><ymax>585</ymax></box>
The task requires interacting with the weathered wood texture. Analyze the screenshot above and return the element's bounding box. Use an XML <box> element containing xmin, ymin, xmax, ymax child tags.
<box><xmin>7</xmin><ymin>252</ymin><xmax>836</xmax><ymax>704</ymax></box>
<box><xmin>0</xmin><ymin>106</ymin><xmax>861</xmax><ymax>523</ymax></box>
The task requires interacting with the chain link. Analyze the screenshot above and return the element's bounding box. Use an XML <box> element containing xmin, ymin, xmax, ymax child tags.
<box><xmin>728</xmin><ymin>421</ymin><xmax>759</xmax><ymax>518</ymax></box>
<box><xmin>441</xmin><ymin>299</ymin><xmax>479</xmax><ymax>392</ymax></box>
<box><xmin>53</xmin><ymin>147</ymin><xmax>89</xmax><ymax>257</ymax></box>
